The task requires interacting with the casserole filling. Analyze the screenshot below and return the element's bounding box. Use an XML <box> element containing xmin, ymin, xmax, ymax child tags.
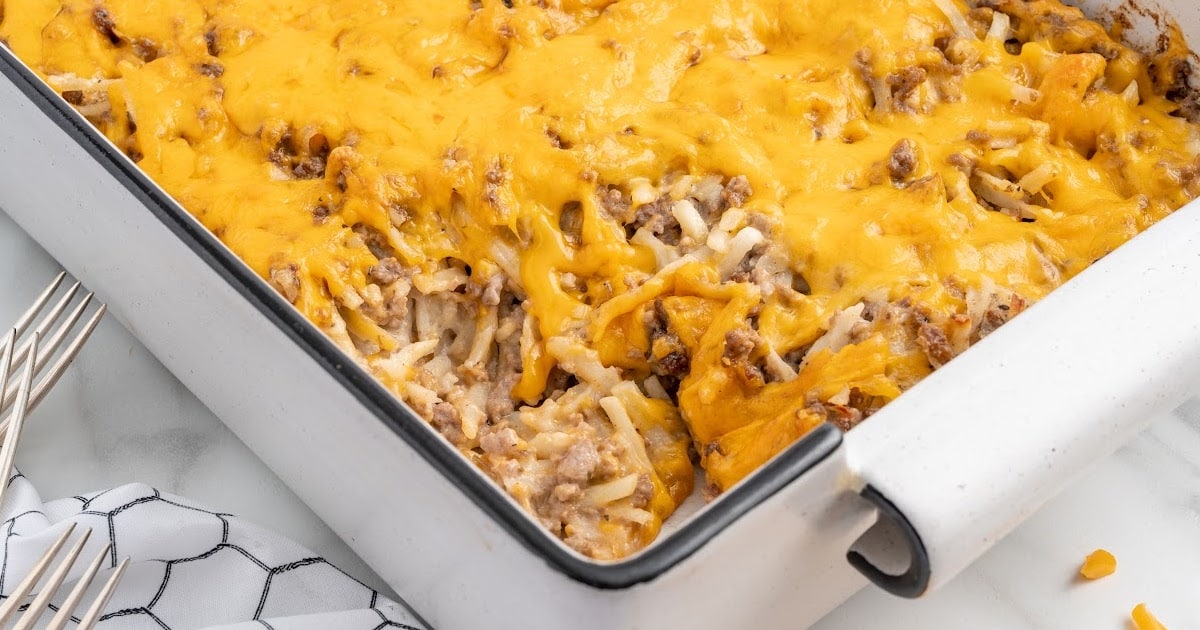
<box><xmin>4</xmin><ymin>0</ymin><xmax>1199</xmax><ymax>559</ymax></box>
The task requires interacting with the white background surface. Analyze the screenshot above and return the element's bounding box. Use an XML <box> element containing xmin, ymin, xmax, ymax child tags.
<box><xmin>2</xmin><ymin>208</ymin><xmax>1198</xmax><ymax>629</ymax></box>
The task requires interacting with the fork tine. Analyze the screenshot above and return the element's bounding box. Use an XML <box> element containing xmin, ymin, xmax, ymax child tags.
<box><xmin>43</xmin><ymin>542</ymin><xmax>113</xmax><ymax>630</ymax></box>
<box><xmin>75</xmin><ymin>556</ymin><xmax>129</xmax><ymax>630</ymax></box>
<box><xmin>5</xmin><ymin>281</ymin><xmax>81</xmax><ymax>371</ymax></box>
<box><xmin>0</xmin><ymin>293</ymin><xmax>92</xmax><ymax>416</ymax></box>
<box><xmin>29</xmin><ymin>303</ymin><xmax>106</xmax><ymax>413</ymax></box>
<box><xmin>12</xmin><ymin>527</ymin><xmax>92</xmax><ymax>630</ymax></box>
<box><xmin>0</xmin><ymin>281</ymin><xmax>83</xmax><ymax>404</ymax></box>
<box><xmin>0</xmin><ymin>332</ymin><xmax>37</xmax><ymax>511</ymax></box>
<box><xmin>0</xmin><ymin>522</ymin><xmax>77</xmax><ymax>625</ymax></box>
<box><xmin>0</xmin><ymin>296</ymin><xmax>104</xmax><ymax>421</ymax></box>
<box><xmin>32</xmin><ymin>293</ymin><xmax>95</xmax><ymax>374</ymax></box>
<box><xmin>0</xmin><ymin>329</ymin><xmax>13</xmax><ymax>412</ymax></box>
<box><xmin>0</xmin><ymin>272</ymin><xmax>66</xmax><ymax>355</ymax></box>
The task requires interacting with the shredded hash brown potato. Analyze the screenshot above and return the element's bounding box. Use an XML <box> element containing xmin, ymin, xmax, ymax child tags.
<box><xmin>5</xmin><ymin>0</ymin><xmax>1200</xmax><ymax>558</ymax></box>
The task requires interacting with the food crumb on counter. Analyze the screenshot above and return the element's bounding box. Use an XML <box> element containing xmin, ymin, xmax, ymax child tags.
<box><xmin>1131</xmin><ymin>603</ymin><xmax>1168</xmax><ymax>630</ymax></box>
<box><xmin>1079</xmin><ymin>548</ymin><xmax>1117</xmax><ymax>579</ymax></box>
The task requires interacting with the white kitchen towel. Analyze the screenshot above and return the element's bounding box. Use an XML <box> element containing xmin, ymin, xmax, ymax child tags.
<box><xmin>0</xmin><ymin>471</ymin><xmax>426</xmax><ymax>629</ymax></box>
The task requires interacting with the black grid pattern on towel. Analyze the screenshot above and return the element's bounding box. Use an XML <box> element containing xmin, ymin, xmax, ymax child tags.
<box><xmin>0</xmin><ymin>481</ymin><xmax>422</xmax><ymax>629</ymax></box>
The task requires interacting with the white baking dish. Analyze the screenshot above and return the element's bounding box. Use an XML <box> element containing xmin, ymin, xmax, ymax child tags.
<box><xmin>2</xmin><ymin>1</ymin><xmax>1199</xmax><ymax>627</ymax></box>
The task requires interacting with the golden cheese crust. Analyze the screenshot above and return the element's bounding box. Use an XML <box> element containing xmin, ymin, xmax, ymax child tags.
<box><xmin>5</xmin><ymin>0</ymin><xmax>1198</xmax><ymax>558</ymax></box>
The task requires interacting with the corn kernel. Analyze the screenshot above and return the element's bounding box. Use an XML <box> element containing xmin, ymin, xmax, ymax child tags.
<box><xmin>1079</xmin><ymin>548</ymin><xmax>1117</xmax><ymax>579</ymax></box>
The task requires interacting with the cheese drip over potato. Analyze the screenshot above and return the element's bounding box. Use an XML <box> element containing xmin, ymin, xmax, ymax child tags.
<box><xmin>4</xmin><ymin>0</ymin><xmax>1198</xmax><ymax>558</ymax></box>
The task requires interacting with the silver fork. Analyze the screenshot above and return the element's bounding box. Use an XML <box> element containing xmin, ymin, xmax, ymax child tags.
<box><xmin>0</xmin><ymin>522</ymin><xmax>130</xmax><ymax>629</ymax></box>
<box><xmin>0</xmin><ymin>272</ymin><xmax>106</xmax><ymax>508</ymax></box>
<box><xmin>0</xmin><ymin>274</ymin><xmax>122</xmax><ymax>627</ymax></box>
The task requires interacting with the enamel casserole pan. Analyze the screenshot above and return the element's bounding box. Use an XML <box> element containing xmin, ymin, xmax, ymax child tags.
<box><xmin>3</xmin><ymin>1</ymin><xmax>1200</xmax><ymax>627</ymax></box>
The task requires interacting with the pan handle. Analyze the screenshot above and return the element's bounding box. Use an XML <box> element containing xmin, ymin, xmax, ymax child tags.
<box><xmin>842</xmin><ymin>203</ymin><xmax>1200</xmax><ymax>597</ymax></box>
<box><xmin>846</xmin><ymin>485</ymin><xmax>931</xmax><ymax>597</ymax></box>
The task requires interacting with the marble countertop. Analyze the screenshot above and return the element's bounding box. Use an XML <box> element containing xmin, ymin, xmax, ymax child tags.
<box><xmin>2</xmin><ymin>209</ymin><xmax>1197</xmax><ymax>629</ymax></box>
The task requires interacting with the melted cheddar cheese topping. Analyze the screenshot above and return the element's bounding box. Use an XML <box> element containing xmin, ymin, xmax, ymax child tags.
<box><xmin>6</xmin><ymin>0</ymin><xmax>1199</xmax><ymax>558</ymax></box>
